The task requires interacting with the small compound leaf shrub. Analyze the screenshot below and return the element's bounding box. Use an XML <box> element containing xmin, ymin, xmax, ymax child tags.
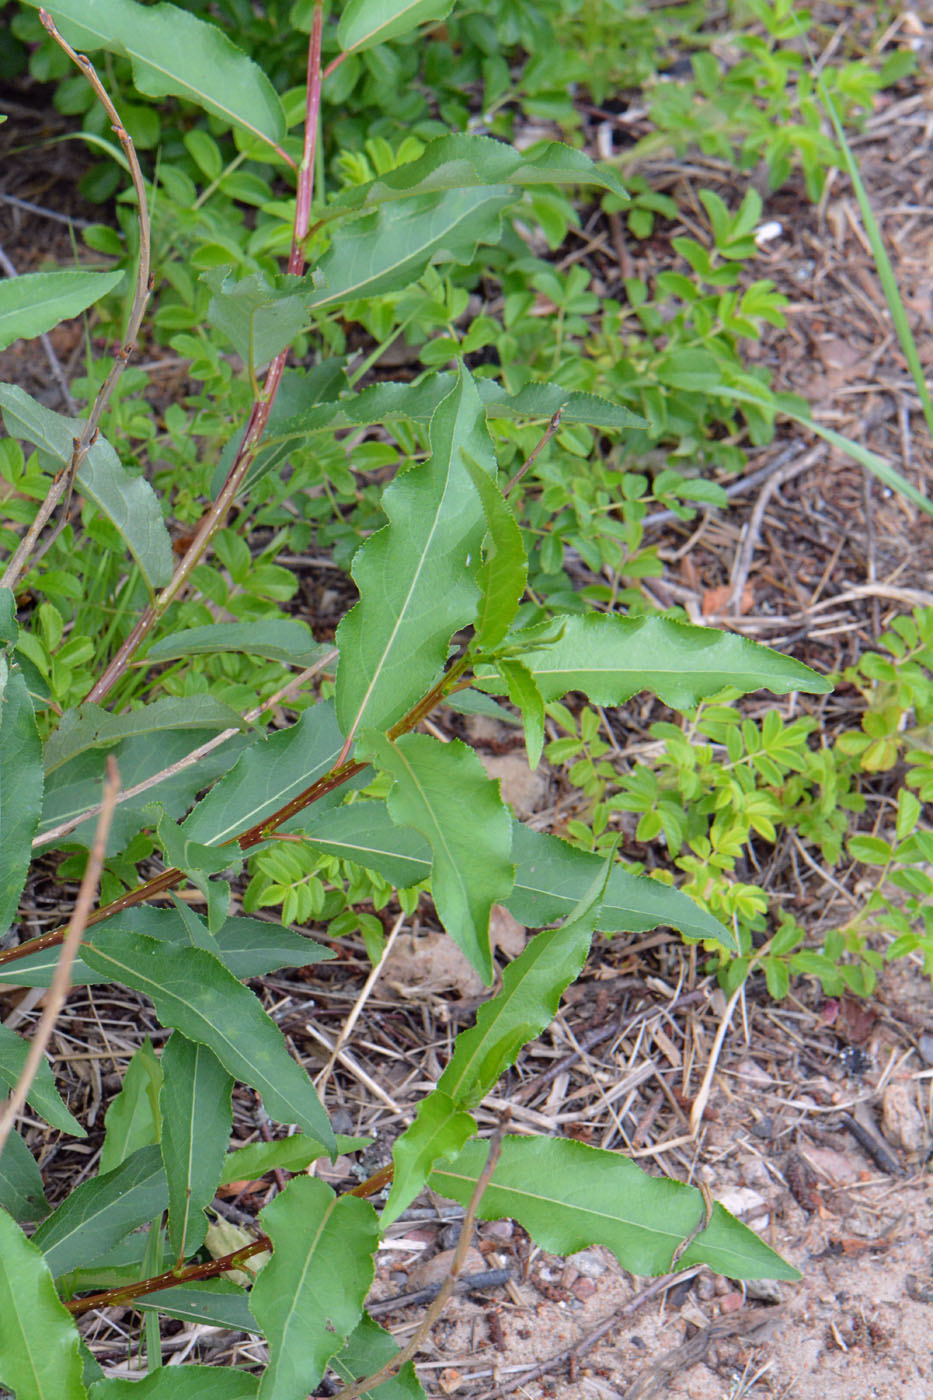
<box><xmin>0</xmin><ymin>2</ymin><xmax>853</xmax><ymax>1394</ymax></box>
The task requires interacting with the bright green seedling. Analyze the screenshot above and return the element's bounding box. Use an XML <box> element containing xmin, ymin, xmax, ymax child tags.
<box><xmin>0</xmin><ymin>2</ymin><xmax>845</xmax><ymax>1396</ymax></box>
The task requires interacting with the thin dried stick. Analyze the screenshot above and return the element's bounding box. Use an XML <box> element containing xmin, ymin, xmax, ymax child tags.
<box><xmin>1</xmin><ymin>12</ymin><xmax>151</xmax><ymax>593</ymax></box>
<box><xmin>303</xmin><ymin>1022</ymin><xmax>405</xmax><ymax>1115</ymax></box>
<box><xmin>314</xmin><ymin>907</ymin><xmax>407</xmax><ymax>1095</ymax></box>
<box><xmin>723</xmin><ymin>445</ymin><xmax>826</xmax><ymax>616</ymax></box>
<box><xmin>33</xmin><ymin>650</ymin><xmax>337</xmax><ymax>850</ymax></box>
<box><xmin>0</xmin><ymin>191</ymin><xmax>95</xmax><ymax>229</ymax></box>
<box><xmin>505</xmin><ymin>408</ymin><xmax>563</xmax><ymax>496</ymax></box>
<box><xmin>85</xmin><ymin>3</ymin><xmax>326</xmax><ymax>704</ymax></box>
<box><xmin>689</xmin><ymin>980</ymin><xmax>744</xmax><ymax>1138</ymax></box>
<box><xmin>639</xmin><ymin>442</ymin><xmax>803</xmax><ymax>528</ymax></box>
<box><xmin>329</xmin><ymin>1126</ymin><xmax>507</xmax><ymax>1400</ymax></box>
<box><xmin>0</xmin><ymin>758</ymin><xmax>120</xmax><ymax>1160</ymax></box>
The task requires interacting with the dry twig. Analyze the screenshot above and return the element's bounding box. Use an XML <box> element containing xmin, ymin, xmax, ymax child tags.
<box><xmin>0</xmin><ymin>758</ymin><xmax>120</xmax><ymax>1160</ymax></box>
<box><xmin>33</xmin><ymin>651</ymin><xmax>337</xmax><ymax>850</ymax></box>
<box><xmin>329</xmin><ymin>1126</ymin><xmax>507</xmax><ymax>1400</ymax></box>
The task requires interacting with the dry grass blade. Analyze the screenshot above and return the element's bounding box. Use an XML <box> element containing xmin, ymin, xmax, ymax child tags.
<box><xmin>32</xmin><ymin>651</ymin><xmax>337</xmax><ymax>850</ymax></box>
<box><xmin>0</xmin><ymin>756</ymin><xmax>120</xmax><ymax>1159</ymax></box>
<box><xmin>689</xmin><ymin>979</ymin><xmax>744</xmax><ymax>1139</ymax></box>
<box><xmin>314</xmin><ymin>907</ymin><xmax>407</xmax><ymax>1096</ymax></box>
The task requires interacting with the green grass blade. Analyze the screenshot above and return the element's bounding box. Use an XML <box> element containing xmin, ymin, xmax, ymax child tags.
<box><xmin>817</xmin><ymin>74</ymin><xmax>933</xmax><ymax>444</ymax></box>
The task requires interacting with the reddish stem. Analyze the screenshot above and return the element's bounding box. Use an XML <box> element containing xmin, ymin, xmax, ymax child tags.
<box><xmin>66</xmin><ymin>1236</ymin><xmax>272</xmax><ymax>1316</ymax></box>
<box><xmin>65</xmin><ymin>1161</ymin><xmax>395</xmax><ymax>1316</ymax></box>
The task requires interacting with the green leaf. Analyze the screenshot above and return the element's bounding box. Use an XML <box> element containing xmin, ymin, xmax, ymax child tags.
<box><xmin>134</xmin><ymin>1280</ymin><xmax>255</xmax><ymax>1332</ymax></box>
<box><xmin>149</xmin><ymin>806</ymin><xmax>233</xmax><ymax>879</ymax></box>
<box><xmin>438</xmin><ymin>849</ymin><xmax>611</xmax><ymax>1112</ymax></box>
<box><xmin>80</xmin><ymin>932</ymin><xmax>335</xmax><ymax>1150</ymax></box>
<box><xmin>498</xmin><ymin>659</ymin><xmax>544</xmax><ymax>771</ymax></box>
<box><xmin>327</xmin><ymin>133</ymin><xmax>627</xmax><ymax>212</ymax></box>
<box><xmin>481</xmin><ymin>379</ymin><xmax>643</xmax><ymax>430</ymax></box>
<box><xmin>79</xmin><ymin>1343</ymin><xmax>103</xmax><ymax>1389</ymax></box>
<box><xmin>509</xmin><ymin>822</ymin><xmax>733</xmax><ymax>947</ymax></box>
<box><xmin>38</xmin><ymin>727</ymin><xmax>252</xmax><ymax>856</ymax></box>
<box><xmin>160</xmin><ymin>1033</ymin><xmax>233</xmax><ymax>1258</ymax></box>
<box><xmin>0</xmin><ymin>1209</ymin><xmax>87</xmax><ymax>1399</ymax></box>
<box><xmin>0</xmin><ymin>269</ymin><xmax>123</xmax><ymax>351</ymax></box>
<box><xmin>150</xmin><ymin>808</ymin><xmax>239</xmax><ymax>927</ymax></box>
<box><xmin>248</xmin><ymin>1177</ymin><xmax>379</xmax><ymax>1399</ymax></box>
<box><xmin>443</xmin><ymin>689</ymin><xmax>522</xmax><ymax>724</ymax></box>
<box><xmin>365</xmin><ymin>734</ymin><xmax>513</xmax><ymax>982</ymax></box>
<box><xmin>230</xmin><ymin>373</ymin><xmax>644</xmax><ymax>498</ymax></box>
<box><xmin>0</xmin><ymin>587</ymin><xmax>17</xmax><ymax>645</ymax></box>
<box><xmin>303</xmin><ymin>187</ymin><xmax>513</xmax><ymax>312</ymax></box>
<box><xmin>0</xmin><ymin>1128</ymin><xmax>51</xmax><ymax>1223</ymax></box>
<box><xmin>178</xmin><ymin>875</ymin><xmax>229</xmax><ymax>940</ymax></box>
<box><xmin>848</xmin><ymin>834</ymin><xmax>892</xmax><ymax>865</ymax></box>
<box><xmin>171</xmin><ymin>894</ymin><xmax>224</xmax><ymax>954</ymax></box>
<box><xmin>292</xmin><ymin>802</ymin><xmax>732</xmax><ymax>947</ymax></box>
<box><xmin>98</xmin><ymin>1039</ymin><xmax>162</xmax><ymax>1175</ymax></box>
<box><xmin>387</xmin><ymin>860</ymin><xmax>617</xmax><ymax>1228</ymax></box>
<box><xmin>0</xmin><ymin>909</ymin><xmax>332</xmax><ymax>988</ymax></box>
<box><xmin>327</xmin><ymin>1314</ymin><xmax>425</xmax><ymax>1399</ymax></box>
<box><xmin>219</xmin><ymin>1134</ymin><xmax>368</xmax><ymax>1186</ymax></box>
<box><xmin>0</xmin><ymin>1023</ymin><xmax>84</xmax><ymax>1137</ymax></box>
<box><xmin>182</xmin><ymin>701</ymin><xmax>347</xmax><ymax>847</ymax></box>
<box><xmin>430</xmin><ymin>1135</ymin><xmax>799</xmax><ymax>1280</ymax></box>
<box><xmin>282</xmin><ymin>799</ymin><xmax>432</xmax><ymax>885</ymax></box>
<box><xmin>381</xmin><ymin>1090</ymin><xmax>476</xmax><ymax>1228</ymax></box>
<box><xmin>209</xmin><ymin>361</ymin><xmax>349</xmax><ymax>499</ymax></box>
<box><xmin>336</xmin><ymin>370</ymin><xmax>497</xmax><ymax>736</ymax></box>
<box><xmin>337</xmin><ymin>0</ymin><xmax>452</xmax><ymax>54</ymax></box>
<box><xmin>478</xmin><ymin>614</ymin><xmax>832</xmax><ymax>708</ymax></box>
<box><xmin>462</xmin><ymin>453</ymin><xmax>526</xmax><ymax>652</ymax></box>
<box><xmin>31</xmin><ymin>1145</ymin><xmax>168</xmax><ymax>1277</ymax></box>
<box><xmin>43</xmin><ymin>696</ymin><xmax>243</xmax><ymax>775</ymax></box>
<box><xmin>90</xmin><ymin>1367</ymin><xmax>258</xmax><ymax>1398</ymax></box>
<box><xmin>808</xmin><ymin>422</ymin><xmax>933</xmax><ymax>518</ymax></box>
<box><xmin>0</xmin><ymin>658</ymin><xmax>43</xmax><ymax>934</ymax></box>
<box><xmin>25</xmin><ymin>0</ymin><xmax>285</xmax><ymax>152</ymax></box>
<box><xmin>0</xmin><ymin>385</ymin><xmax>173</xmax><ymax>592</ymax></box>
<box><xmin>202</xmin><ymin>270</ymin><xmax>315</xmax><ymax>375</ymax></box>
<box><xmin>146</xmin><ymin>622</ymin><xmax>328</xmax><ymax>669</ymax></box>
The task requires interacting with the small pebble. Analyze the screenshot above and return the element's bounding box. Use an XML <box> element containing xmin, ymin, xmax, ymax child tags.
<box><xmin>484</xmin><ymin>1219</ymin><xmax>514</xmax><ymax>1241</ymax></box>
<box><xmin>746</xmin><ymin>1277</ymin><xmax>783</xmax><ymax>1304</ymax></box>
<box><xmin>571</xmin><ymin>1277</ymin><xmax>597</xmax><ymax>1301</ymax></box>
<box><xmin>882</xmin><ymin>1081</ymin><xmax>926</xmax><ymax>1154</ymax></box>
<box><xmin>573</xmin><ymin>1248</ymin><xmax>608</xmax><ymax>1279</ymax></box>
